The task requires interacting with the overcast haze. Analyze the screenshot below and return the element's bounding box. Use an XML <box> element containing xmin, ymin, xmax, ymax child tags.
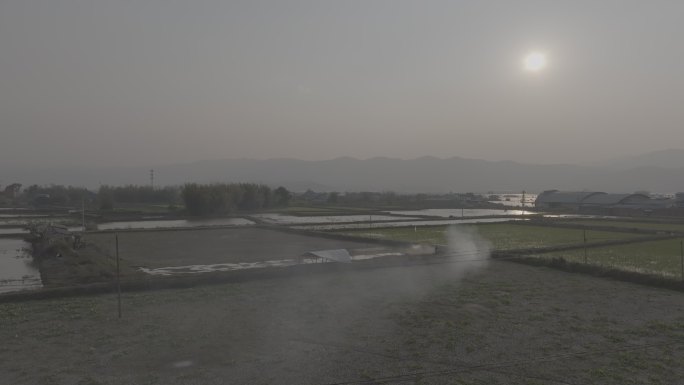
<box><xmin>2</xmin><ymin>1</ymin><xmax>683</xmax><ymax>168</ymax></box>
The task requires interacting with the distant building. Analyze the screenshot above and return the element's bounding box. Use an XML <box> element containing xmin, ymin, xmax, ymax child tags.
<box><xmin>580</xmin><ymin>193</ymin><xmax>649</xmax><ymax>208</ymax></box>
<box><xmin>534</xmin><ymin>190</ymin><xmax>604</xmax><ymax>211</ymax></box>
<box><xmin>535</xmin><ymin>189</ymin><xmax>681</xmax><ymax>216</ymax></box>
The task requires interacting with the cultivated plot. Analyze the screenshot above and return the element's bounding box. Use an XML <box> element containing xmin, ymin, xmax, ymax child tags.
<box><xmin>560</xmin><ymin>219</ymin><xmax>684</xmax><ymax>233</ymax></box>
<box><xmin>1</xmin><ymin>262</ymin><xmax>683</xmax><ymax>384</ymax></box>
<box><xmin>86</xmin><ymin>227</ymin><xmax>384</xmax><ymax>268</ymax></box>
<box><xmin>532</xmin><ymin>238</ymin><xmax>684</xmax><ymax>278</ymax></box>
<box><xmin>335</xmin><ymin>223</ymin><xmax>637</xmax><ymax>250</ymax></box>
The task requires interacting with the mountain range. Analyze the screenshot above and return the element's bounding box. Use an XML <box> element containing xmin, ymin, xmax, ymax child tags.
<box><xmin>2</xmin><ymin>149</ymin><xmax>684</xmax><ymax>193</ymax></box>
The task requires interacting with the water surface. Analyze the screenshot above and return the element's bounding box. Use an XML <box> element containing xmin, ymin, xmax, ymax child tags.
<box><xmin>387</xmin><ymin>209</ymin><xmax>536</xmax><ymax>217</ymax></box>
<box><xmin>488</xmin><ymin>193</ymin><xmax>538</xmax><ymax>207</ymax></box>
<box><xmin>252</xmin><ymin>213</ymin><xmax>416</xmax><ymax>224</ymax></box>
<box><xmin>0</xmin><ymin>228</ymin><xmax>29</xmax><ymax>235</ymax></box>
<box><xmin>97</xmin><ymin>217</ymin><xmax>255</xmax><ymax>230</ymax></box>
<box><xmin>299</xmin><ymin>217</ymin><xmax>527</xmax><ymax>230</ymax></box>
<box><xmin>0</xmin><ymin>238</ymin><xmax>42</xmax><ymax>293</ymax></box>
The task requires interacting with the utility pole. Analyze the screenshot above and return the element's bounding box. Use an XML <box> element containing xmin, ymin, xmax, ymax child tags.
<box><xmin>149</xmin><ymin>169</ymin><xmax>155</xmax><ymax>189</ymax></box>
<box><xmin>116</xmin><ymin>234</ymin><xmax>122</xmax><ymax>319</ymax></box>
<box><xmin>521</xmin><ymin>190</ymin><xmax>526</xmax><ymax>216</ymax></box>
<box><xmin>680</xmin><ymin>240</ymin><xmax>683</xmax><ymax>282</ymax></box>
<box><xmin>81</xmin><ymin>197</ymin><xmax>86</xmax><ymax>232</ymax></box>
<box><xmin>583</xmin><ymin>229</ymin><xmax>588</xmax><ymax>264</ymax></box>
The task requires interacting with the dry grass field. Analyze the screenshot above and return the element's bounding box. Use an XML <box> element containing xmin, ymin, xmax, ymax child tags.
<box><xmin>2</xmin><ymin>260</ymin><xmax>683</xmax><ymax>385</ymax></box>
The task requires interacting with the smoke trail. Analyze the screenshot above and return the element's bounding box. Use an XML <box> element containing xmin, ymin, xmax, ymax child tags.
<box><xmin>444</xmin><ymin>225</ymin><xmax>492</xmax><ymax>275</ymax></box>
<box><xmin>166</xmin><ymin>226</ymin><xmax>496</xmax><ymax>382</ymax></box>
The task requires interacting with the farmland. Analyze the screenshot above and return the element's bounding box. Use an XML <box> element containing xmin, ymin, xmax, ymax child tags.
<box><xmin>334</xmin><ymin>222</ymin><xmax>638</xmax><ymax>250</ymax></box>
<box><xmin>532</xmin><ymin>238</ymin><xmax>684</xmax><ymax>278</ymax></box>
<box><xmin>560</xmin><ymin>219</ymin><xmax>684</xmax><ymax>233</ymax></box>
<box><xmin>85</xmin><ymin>228</ymin><xmax>383</xmax><ymax>268</ymax></box>
<box><xmin>4</xmin><ymin>208</ymin><xmax>684</xmax><ymax>384</ymax></box>
<box><xmin>2</xmin><ymin>260</ymin><xmax>683</xmax><ymax>384</ymax></box>
<box><xmin>332</xmin><ymin>221</ymin><xmax>684</xmax><ymax>281</ymax></box>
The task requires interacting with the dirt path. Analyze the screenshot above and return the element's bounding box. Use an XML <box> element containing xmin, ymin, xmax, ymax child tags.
<box><xmin>1</xmin><ymin>260</ymin><xmax>683</xmax><ymax>384</ymax></box>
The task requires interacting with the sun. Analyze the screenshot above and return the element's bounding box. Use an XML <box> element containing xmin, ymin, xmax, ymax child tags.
<box><xmin>523</xmin><ymin>51</ymin><xmax>547</xmax><ymax>72</ymax></box>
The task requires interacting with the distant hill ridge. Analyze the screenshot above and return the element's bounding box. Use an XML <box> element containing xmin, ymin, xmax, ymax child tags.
<box><xmin>2</xmin><ymin>150</ymin><xmax>684</xmax><ymax>193</ymax></box>
<box><xmin>591</xmin><ymin>148</ymin><xmax>684</xmax><ymax>169</ymax></box>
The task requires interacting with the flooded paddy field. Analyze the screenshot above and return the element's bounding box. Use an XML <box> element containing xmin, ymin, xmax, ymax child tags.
<box><xmin>0</xmin><ymin>215</ymin><xmax>76</xmax><ymax>226</ymax></box>
<box><xmin>85</xmin><ymin>227</ymin><xmax>390</xmax><ymax>270</ymax></box>
<box><xmin>298</xmin><ymin>217</ymin><xmax>526</xmax><ymax>230</ymax></box>
<box><xmin>96</xmin><ymin>217</ymin><xmax>255</xmax><ymax>230</ymax></box>
<box><xmin>1</xmin><ymin>214</ymin><xmax>255</xmax><ymax>232</ymax></box>
<box><xmin>0</xmin><ymin>214</ymin><xmax>50</xmax><ymax>219</ymax></box>
<box><xmin>0</xmin><ymin>227</ymin><xmax>29</xmax><ymax>236</ymax></box>
<box><xmin>386</xmin><ymin>208</ymin><xmax>536</xmax><ymax>217</ymax></box>
<box><xmin>0</xmin><ymin>238</ymin><xmax>42</xmax><ymax>293</ymax></box>
<box><xmin>2</xmin><ymin>261</ymin><xmax>683</xmax><ymax>385</ymax></box>
<box><xmin>251</xmin><ymin>213</ymin><xmax>418</xmax><ymax>225</ymax></box>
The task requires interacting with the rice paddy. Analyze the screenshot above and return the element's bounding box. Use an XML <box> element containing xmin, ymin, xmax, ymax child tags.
<box><xmin>533</xmin><ymin>238</ymin><xmax>684</xmax><ymax>278</ymax></box>
<box><xmin>334</xmin><ymin>222</ymin><xmax>637</xmax><ymax>250</ymax></box>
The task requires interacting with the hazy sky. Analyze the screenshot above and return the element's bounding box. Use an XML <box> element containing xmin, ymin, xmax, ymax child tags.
<box><xmin>2</xmin><ymin>0</ymin><xmax>683</xmax><ymax>167</ymax></box>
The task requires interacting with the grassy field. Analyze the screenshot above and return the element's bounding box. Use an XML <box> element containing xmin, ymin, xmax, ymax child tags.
<box><xmin>560</xmin><ymin>219</ymin><xmax>684</xmax><ymax>233</ymax></box>
<box><xmin>2</xmin><ymin>261</ymin><xmax>683</xmax><ymax>384</ymax></box>
<box><xmin>335</xmin><ymin>223</ymin><xmax>637</xmax><ymax>250</ymax></box>
<box><xmin>532</xmin><ymin>238</ymin><xmax>684</xmax><ymax>278</ymax></box>
<box><xmin>30</xmin><ymin>238</ymin><xmax>143</xmax><ymax>287</ymax></box>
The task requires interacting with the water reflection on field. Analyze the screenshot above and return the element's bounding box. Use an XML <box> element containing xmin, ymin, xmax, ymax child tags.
<box><xmin>252</xmin><ymin>213</ymin><xmax>416</xmax><ymax>224</ymax></box>
<box><xmin>0</xmin><ymin>216</ymin><xmax>74</xmax><ymax>226</ymax></box>
<box><xmin>0</xmin><ymin>228</ymin><xmax>29</xmax><ymax>235</ymax></box>
<box><xmin>97</xmin><ymin>217</ymin><xmax>255</xmax><ymax>230</ymax></box>
<box><xmin>299</xmin><ymin>217</ymin><xmax>526</xmax><ymax>230</ymax></box>
<box><xmin>387</xmin><ymin>208</ymin><xmax>536</xmax><ymax>217</ymax></box>
<box><xmin>0</xmin><ymin>214</ymin><xmax>50</xmax><ymax>218</ymax></box>
<box><xmin>0</xmin><ymin>238</ymin><xmax>42</xmax><ymax>293</ymax></box>
<box><xmin>488</xmin><ymin>193</ymin><xmax>538</xmax><ymax>207</ymax></box>
<box><xmin>139</xmin><ymin>252</ymin><xmax>406</xmax><ymax>276</ymax></box>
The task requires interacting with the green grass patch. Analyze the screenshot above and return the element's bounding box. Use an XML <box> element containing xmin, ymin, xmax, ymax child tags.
<box><xmin>31</xmin><ymin>238</ymin><xmax>143</xmax><ymax>287</ymax></box>
<box><xmin>532</xmin><ymin>239</ymin><xmax>684</xmax><ymax>278</ymax></box>
<box><xmin>560</xmin><ymin>219</ymin><xmax>684</xmax><ymax>233</ymax></box>
<box><xmin>334</xmin><ymin>223</ymin><xmax>636</xmax><ymax>250</ymax></box>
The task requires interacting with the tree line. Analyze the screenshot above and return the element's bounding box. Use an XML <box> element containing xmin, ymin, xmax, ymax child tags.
<box><xmin>22</xmin><ymin>184</ymin><xmax>92</xmax><ymax>206</ymax></box>
<box><xmin>98</xmin><ymin>185</ymin><xmax>179</xmax><ymax>210</ymax></box>
<box><xmin>181</xmin><ymin>183</ymin><xmax>290</xmax><ymax>215</ymax></box>
<box><xmin>18</xmin><ymin>183</ymin><xmax>291</xmax><ymax>214</ymax></box>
